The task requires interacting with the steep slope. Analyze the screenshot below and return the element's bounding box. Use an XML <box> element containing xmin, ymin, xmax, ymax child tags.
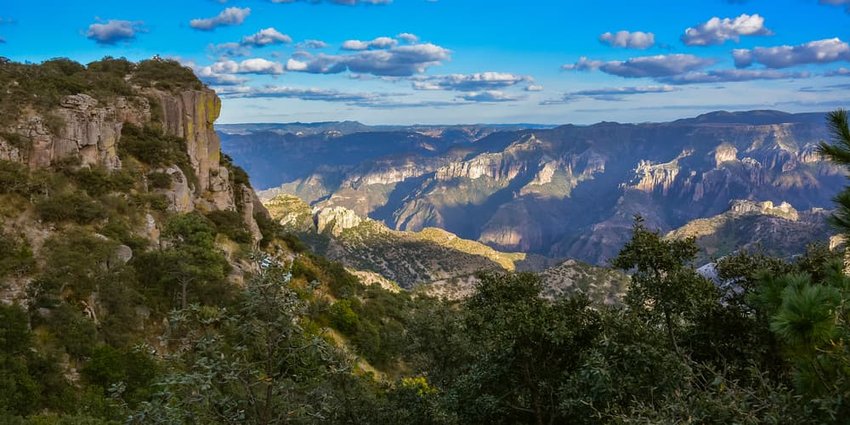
<box><xmin>226</xmin><ymin>111</ymin><xmax>840</xmax><ymax>264</ymax></box>
<box><xmin>0</xmin><ymin>57</ymin><xmax>265</xmax><ymax>302</ymax></box>
<box><xmin>666</xmin><ymin>199</ymin><xmax>833</xmax><ymax>264</ymax></box>
<box><xmin>265</xmin><ymin>194</ymin><xmax>556</xmax><ymax>288</ymax></box>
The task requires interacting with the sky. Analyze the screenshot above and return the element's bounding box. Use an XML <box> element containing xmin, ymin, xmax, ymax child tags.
<box><xmin>1</xmin><ymin>0</ymin><xmax>849</xmax><ymax>125</ymax></box>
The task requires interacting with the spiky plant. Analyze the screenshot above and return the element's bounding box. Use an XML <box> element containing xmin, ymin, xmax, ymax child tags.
<box><xmin>818</xmin><ymin>109</ymin><xmax>850</xmax><ymax>233</ymax></box>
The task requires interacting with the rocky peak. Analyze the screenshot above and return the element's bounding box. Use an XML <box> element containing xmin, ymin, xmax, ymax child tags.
<box><xmin>729</xmin><ymin>199</ymin><xmax>799</xmax><ymax>220</ymax></box>
<box><xmin>315</xmin><ymin>206</ymin><xmax>363</xmax><ymax>237</ymax></box>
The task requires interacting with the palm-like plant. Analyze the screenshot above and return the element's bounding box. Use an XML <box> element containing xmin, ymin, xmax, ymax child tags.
<box><xmin>818</xmin><ymin>109</ymin><xmax>850</xmax><ymax>233</ymax></box>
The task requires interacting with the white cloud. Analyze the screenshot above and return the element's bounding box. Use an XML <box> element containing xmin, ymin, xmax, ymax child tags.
<box><xmin>661</xmin><ymin>69</ymin><xmax>809</xmax><ymax>84</ymax></box>
<box><xmin>204</xmin><ymin>58</ymin><xmax>285</xmax><ymax>76</ymax></box>
<box><xmin>412</xmin><ymin>72</ymin><xmax>530</xmax><ymax>91</ymax></box>
<box><xmin>826</xmin><ymin>67</ymin><xmax>850</xmax><ymax>76</ymax></box>
<box><xmin>286</xmin><ymin>42</ymin><xmax>450</xmax><ymax>76</ymax></box>
<box><xmin>544</xmin><ymin>85</ymin><xmax>677</xmax><ymax>104</ymax></box>
<box><xmin>190</xmin><ymin>7</ymin><xmax>250</xmax><ymax>31</ymax></box>
<box><xmin>734</xmin><ymin>38</ymin><xmax>850</xmax><ymax>68</ymax></box>
<box><xmin>297</xmin><ymin>39</ymin><xmax>328</xmax><ymax>49</ymax></box>
<box><xmin>525</xmin><ymin>84</ymin><xmax>544</xmax><ymax>92</ymax></box>
<box><xmin>86</xmin><ymin>19</ymin><xmax>145</xmax><ymax>45</ymax></box>
<box><xmin>564</xmin><ymin>54</ymin><xmax>714</xmax><ymax>78</ymax></box>
<box><xmin>460</xmin><ymin>90</ymin><xmax>520</xmax><ymax>102</ymax></box>
<box><xmin>681</xmin><ymin>13</ymin><xmax>772</xmax><ymax>46</ymax></box>
<box><xmin>342</xmin><ymin>36</ymin><xmax>397</xmax><ymax>50</ymax></box>
<box><xmin>397</xmin><ymin>33</ymin><xmax>419</xmax><ymax>43</ymax></box>
<box><xmin>599</xmin><ymin>31</ymin><xmax>655</xmax><ymax>49</ymax></box>
<box><xmin>241</xmin><ymin>27</ymin><xmax>292</xmax><ymax>46</ymax></box>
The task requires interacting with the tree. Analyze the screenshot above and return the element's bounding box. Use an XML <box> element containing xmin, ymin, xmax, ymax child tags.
<box><xmin>612</xmin><ymin>216</ymin><xmax>717</xmax><ymax>353</ymax></box>
<box><xmin>818</xmin><ymin>109</ymin><xmax>850</xmax><ymax>237</ymax></box>
<box><xmin>131</xmin><ymin>255</ymin><xmax>355</xmax><ymax>424</ymax></box>
<box><xmin>442</xmin><ymin>272</ymin><xmax>601</xmax><ymax>425</ymax></box>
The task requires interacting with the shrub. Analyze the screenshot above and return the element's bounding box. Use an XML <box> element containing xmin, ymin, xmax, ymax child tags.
<box><xmin>205</xmin><ymin>210</ymin><xmax>252</xmax><ymax>244</ymax></box>
<box><xmin>35</xmin><ymin>191</ymin><xmax>107</xmax><ymax>224</ymax></box>
<box><xmin>146</xmin><ymin>171</ymin><xmax>171</xmax><ymax>189</ymax></box>
<box><xmin>131</xmin><ymin>59</ymin><xmax>203</xmax><ymax>92</ymax></box>
<box><xmin>330</xmin><ymin>299</ymin><xmax>360</xmax><ymax>335</ymax></box>
<box><xmin>0</xmin><ymin>232</ymin><xmax>35</xmax><ymax>279</ymax></box>
<box><xmin>0</xmin><ymin>160</ymin><xmax>30</xmax><ymax>195</ymax></box>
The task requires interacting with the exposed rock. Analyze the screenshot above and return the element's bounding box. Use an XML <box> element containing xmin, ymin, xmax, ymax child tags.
<box><xmin>112</xmin><ymin>245</ymin><xmax>133</xmax><ymax>266</ymax></box>
<box><xmin>240</xmin><ymin>186</ymin><xmax>263</xmax><ymax>245</ymax></box>
<box><xmin>160</xmin><ymin>166</ymin><xmax>194</xmax><ymax>213</ymax></box>
<box><xmin>315</xmin><ymin>206</ymin><xmax>363</xmax><ymax>237</ymax></box>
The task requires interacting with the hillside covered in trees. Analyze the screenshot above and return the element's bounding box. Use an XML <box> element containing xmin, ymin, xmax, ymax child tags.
<box><xmin>1</xmin><ymin>57</ymin><xmax>850</xmax><ymax>424</ymax></box>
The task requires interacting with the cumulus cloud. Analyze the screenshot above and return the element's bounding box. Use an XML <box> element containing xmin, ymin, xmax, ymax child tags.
<box><xmin>563</xmin><ymin>54</ymin><xmax>714</xmax><ymax>78</ymax></box>
<box><xmin>209</xmin><ymin>42</ymin><xmax>252</xmax><ymax>57</ymax></box>
<box><xmin>682</xmin><ymin>13</ymin><xmax>772</xmax><ymax>46</ymax></box>
<box><xmin>86</xmin><ymin>20</ymin><xmax>145</xmax><ymax>45</ymax></box>
<box><xmin>286</xmin><ymin>42</ymin><xmax>450</xmax><ymax>76</ymax></box>
<box><xmin>411</xmin><ymin>72</ymin><xmax>530</xmax><ymax>91</ymax></box>
<box><xmin>216</xmin><ymin>84</ymin><xmax>385</xmax><ymax>103</ymax></box>
<box><xmin>460</xmin><ymin>90</ymin><xmax>520</xmax><ymax>102</ymax></box>
<box><xmin>599</xmin><ymin>31</ymin><xmax>655</xmax><ymax>49</ymax></box>
<box><xmin>190</xmin><ymin>7</ymin><xmax>250</xmax><ymax>31</ymax></box>
<box><xmin>342</xmin><ymin>36</ymin><xmax>397</xmax><ymax>50</ymax></box>
<box><xmin>297</xmin><ymin>39</ymin><xmax>328</xmax><ymax>49</ymax></box>
<box><xmin>241</xmin><ymin>27</ymin><xmax>292</xmax><ymax>46</ymax></box>
<box><xmin>733</xmin><ymin>38</ymin><xmax>850</xmax><ymax>68</ymax></box>
<box><xmin>397</xmin><ymin>33</ymin><xmax>419</xmax><ymax>43</ymax></box>
<box><xmin>525</xmin><ymin>84</ymin><xmax>544</xmax><ymax>92</ymax></box>
<box><xmin>660</xmin><ymin>69</ymin><xmax>809</xmax><ymax>84</ymax></box>
<box><xmin>544</xmin><ymin>85</ymin><xmax>677</xmax><ymax>104</ymax></box>
<box><xmin>204</xmin><ymin>58</ymin><xmax>285</xmax><ymax>75</ymax></box>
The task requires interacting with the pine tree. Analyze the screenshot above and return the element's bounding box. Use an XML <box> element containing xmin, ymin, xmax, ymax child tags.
<box><xmin>817</xmin><ymin>109</ymin><xmax>850</xmax><ymax>272</ymax></box>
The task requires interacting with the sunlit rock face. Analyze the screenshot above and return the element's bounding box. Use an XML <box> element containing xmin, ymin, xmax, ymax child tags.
<box><xmin>228</xmin><ymin>111</ymin><xmax>841</xmax><ymax>264</ymax></box>
<box><xmin>0</xmin><ymin>86</ymin><xmax>264</xmax><ymax>245</ymax></box>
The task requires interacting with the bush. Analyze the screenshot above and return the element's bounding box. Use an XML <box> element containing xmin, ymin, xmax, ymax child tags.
<box><xmin>0</xmin><ymin>160</ymin><xmax>30</xmax><ymax>195</ymax></box>
<box><xmin>131</xmin><ymin>59</ymin><xmax>203</xmax><ymax>92</ymax></box>
<box><xmin>146</xmin><ymin>171</ymin><xmax>171</xmax><ymax>189</ymax></box>
<box><xmin>0</xmin><ymin>232</ymin><xmax>35</xmax><ymax>279</ymax></box>
<box><xmin>330</xmin><ymin>300</ymin><xmax>360</xmax><ymax>335</ymax></box>
<box><xmin>205</xmin><ymin>210</ymin><xmax>252</xmax><ymax>244</ymax></box>
<box><xmin>118</xmin><ymin>124</ymin><xmax>197</xmax><ymax>190</ymax></box>
<box><xmin>35</xmin><ymin>191</ymin><xmax>107</xmax><ymax>224</ymax></box>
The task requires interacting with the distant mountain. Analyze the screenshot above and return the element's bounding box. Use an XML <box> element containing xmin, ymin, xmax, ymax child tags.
<box><xmin>666</xmin><ymin>199</ymin><xmax>833</xmax><ymax>264</ymax></box>
<box><xmin>264</xmin><ymin>194</ymin><xmax>557</xmax><ymax>289</ymax></box>
<box><xmin>222</xmin><ymin>110</ymin><xmax>843</xmax><ymax>265</ymax></box>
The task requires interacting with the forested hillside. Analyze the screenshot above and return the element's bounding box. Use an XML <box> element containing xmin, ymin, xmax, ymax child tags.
<box><xmin>2</xmin><ymin>57</ymin><xmax>850</xmax><ymax>424</ymax></box>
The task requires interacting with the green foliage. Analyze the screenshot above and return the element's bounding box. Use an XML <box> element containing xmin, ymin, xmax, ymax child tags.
<box><xmin>35</xmin><ymin>191</ymin><xmax>107</xmax><ymax>224</ymax></box>
<box><xmin>82</xmin><ymin>345</ymin><xmax>157</xmax><ymax>406</ymax></box>
<box><xmin>0</xmin><ymin>232</ymin><xmax>35</xmax><ymax>279</ymax></box>
<box><xmin>117</xmin><ymin>125</ymin><xmax>197</xmax><ymax>190</ymax></box>
<box><xmin>613</xmin><ymin>216</ymin><xmax>718</xmax><ymax>352</ymax></box>
<box><xmin>205</xmin><ymin>210</ymin><xmax>252</xmax><ymax>244</ymax></box>
<box><xmin>130</xmin><ymin>256</ymin><xmax>357</xmax><ymax>424</ymax></box>
<box><xmin>130</xmin><ymin>59</ymin><xmax>203</xmax><ymax>93</ymax></box>
<box><xmin>145</xmin><ymin>171</ymin><xmax>171</xmax><ymax>190</ymax></box>
<box><xmin>134</xmin><ymin>213</ymin><xmax>232</xmax><ymax>311</ymax></box>
<box><xmin>0</xmin><ymin>160</ymin><xmax>31</xmax><ymax>195</ymax></box>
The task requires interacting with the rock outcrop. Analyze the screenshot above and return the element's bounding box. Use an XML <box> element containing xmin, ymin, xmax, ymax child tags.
<box><xmin>0</xmin><ymin>84</ymin><xmax>263</xmax><ymax>246</ymax></box>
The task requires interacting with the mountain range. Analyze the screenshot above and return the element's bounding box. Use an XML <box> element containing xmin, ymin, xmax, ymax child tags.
<box><xmin>221</xmin><ymin>110</ymin><xmax>842</xmax><ymax>265</ymax></box>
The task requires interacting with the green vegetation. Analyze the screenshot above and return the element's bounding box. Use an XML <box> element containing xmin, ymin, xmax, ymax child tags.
<box><xmin>2</xmin><ymin>66</ymin><xmax>850</xmax><ymax>425</ymax></box>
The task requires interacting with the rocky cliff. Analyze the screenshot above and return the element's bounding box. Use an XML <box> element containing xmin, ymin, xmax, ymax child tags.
<box><xmin>0</xmin><ymin>79</ymin><xmax>261</xmax><ymax>241</ymax></box>
<box><xmin>230</xmin><ymin>111</ymin><xmax>840</xmax><ymax>265</ymax></box>
<box><xmin>264</xmin><ymin>194</ymin><xmax>555</xmax><ymax>288</ymax></box>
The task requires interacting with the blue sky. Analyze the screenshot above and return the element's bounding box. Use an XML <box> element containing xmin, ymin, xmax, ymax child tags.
<box><xmin>1</xmin><ymin>0</ymin><xmax>849</xmax><ymax>124</ymax></box>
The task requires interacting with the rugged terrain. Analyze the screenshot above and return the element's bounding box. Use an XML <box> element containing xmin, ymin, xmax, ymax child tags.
<box><xmin>223</xmin><ymin>111</ymin><xmax>841</xmax><ymax>264</ymax></box>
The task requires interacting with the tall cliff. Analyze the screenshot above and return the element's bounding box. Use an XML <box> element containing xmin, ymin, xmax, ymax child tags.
<box><xmin>0</xmin><ymin>58</ymin><xmax>267</xmax><ymax>305</ymax></box>
<box><xmin>226</xmin><ymin>111</ymin><xmax>840</xmax><ymax>265</ymax></box>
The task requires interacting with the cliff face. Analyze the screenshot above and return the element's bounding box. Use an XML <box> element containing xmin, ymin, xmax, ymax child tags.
<box><xmin>1</xmin><ymin>87</ymin><xmax>252</xmax><ymax>222</ymax></box>
<box><xmin>0</xmin><ymin>84</ymin><xmax>263</xmax><ymax>247</ymax></box>
<box><xmin>230</xmin><ymin>111</ymin><xmax>839</xmax><ymax>265</ymax></box>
